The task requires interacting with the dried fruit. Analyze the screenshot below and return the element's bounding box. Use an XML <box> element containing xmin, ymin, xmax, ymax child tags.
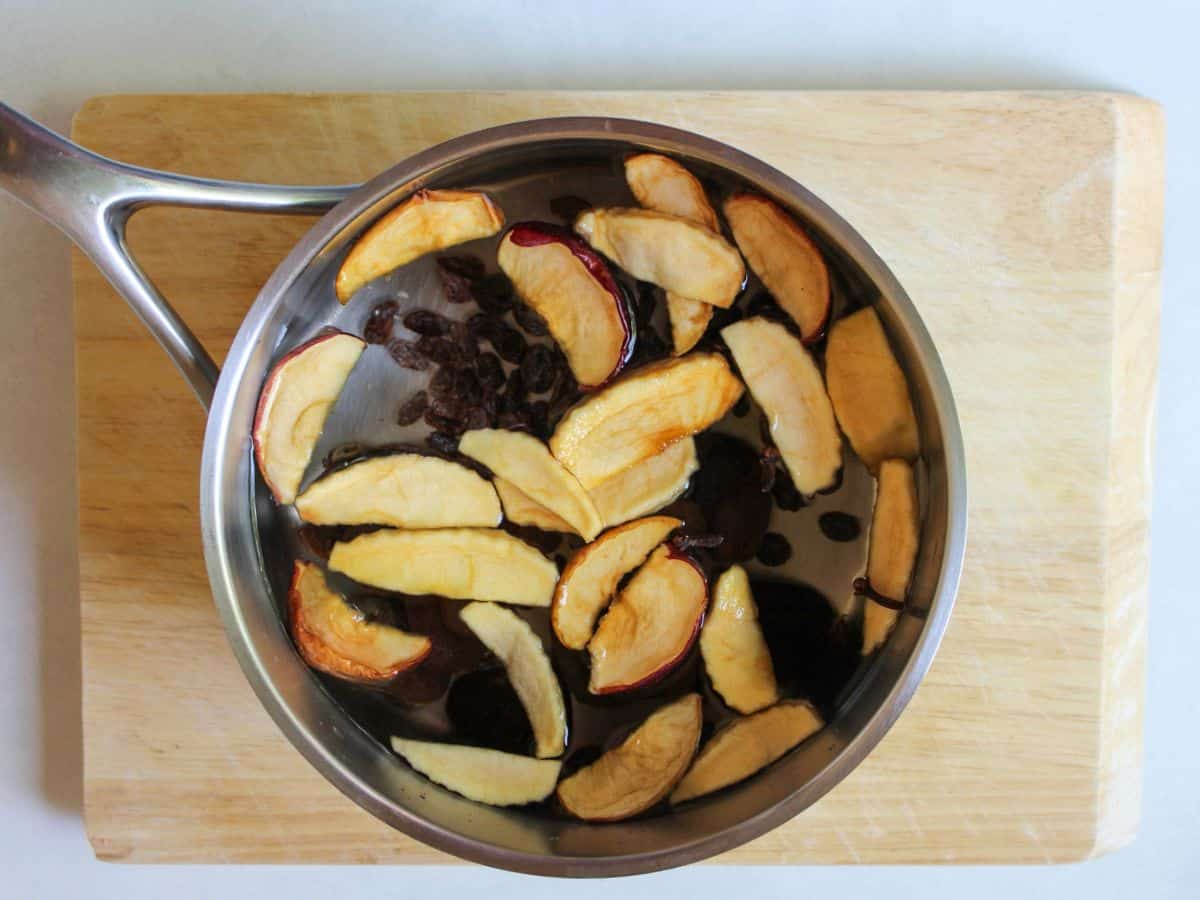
<box><xmin>363</xmin><ymin>300</ymin><xmax>398</xmax><ymax>344</ymax></box>
<box><xmin>520</xmin><ymin>344</ymin><xmax>557</xmax><ymax>394</ymax></box>
<box><xmin>396</xmin><ymin>390</ymin><xmax>429</xmax><ymax>425</ymax></box>
<box><xmin>475</xmin><ymin>352</ymin><xmax>506</xmax><ymax>392</ymax></box>
<box><xmin>386</xmin><ymin>338</ymin><xmax>430</xmax><ymax>371</ymax></box>
<box><xmin>403</xmin><ymin>308</ymin><xmax>451</xmax><ymax>336</ymax></box>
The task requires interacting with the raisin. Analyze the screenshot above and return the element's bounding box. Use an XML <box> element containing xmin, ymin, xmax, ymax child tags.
<box><xmin>415</xmin><ymin>335</ymin><xmax>460</xmax><ymax>367</ymax></box>
<box><xmin>387</xmin><ymin>338</ymin><xmax>430</xmax><ymax>370</ymax></box>
<box><xmin>503</xmin><ymin>368</ymin><xmax>527</xmax><ymax>407</ymax></box>
<box><xmin>475</xmin><ymin>352</ymin><xmax>505</xmax><ymax>391</ymax></box>
<box><xmin>396</xmin><ymin>391</ymin><xmax>429</xmax><ymax>426</ymax></box>
<box><xmin>429</xmin><ymin>367</ymin><xmax>456</xmax><ymax>399</ymax></box>
<box><xmin>468</xmin><ymin>312</ymin><xmax>500</xmax><ymax>344</ymax></box>
<box><xmin>403</xmin><ymin>308</ymin><xmax>450</xmax><ymax>336</ymax></box>
<box><xmin>461</xmin><ymin>406</ymin><xmax>490</xmax><ymax>431</ymax></box>
<box><xmin>449</xmin><ymin>321</ymin><xmax>478</xmax><ymax>362</ymax></box>
<box><xmin>492</xmin><ymin>322</ymin><xmax>528</xmax><ymax>364</ymax></box>
<box><xmin>756</xmin><ymin>532</ymin><xmax>792</xmax><ymax>566</ymax></box>
<box><xmin>526</xmin><ymin>400</ymin><xmax>550</xmax><ymax>437</ymax></box>
<box><xmin>473</xmin><ymin>273</ymin><xmax>514</xmax><ymax>315</ymax></box>
<box><xmin>520</xmin><ymin>344</ymin><xmax>557</xmax><ymax>394</ymax></box>
<box><xmin>427</xmin><ymin>431</ymin><xmax>459</xmax><ymax>454</ymax></box>
<box><xmin>323</xmin><ymin>442</ymin><xmax>367</xmax><ymax>468</ymax></box>
<box><xmin>424</xmin><ymin>409</ymin><xmax>465</xmax><ymax>436</ymax></box>
<box><xmin>513</xmin><ymin>301</ymin><xmax>550</xmax><ymax>336</ymax></box>
<box><xmin>363</xmin><ymin>300</ymin><xmax>398</xmax><ymax>344</ymax></box>
<box><xmin>818</xmin><ymin>512</ymin><xmax>861</xmax><ymax>543</ymax></box>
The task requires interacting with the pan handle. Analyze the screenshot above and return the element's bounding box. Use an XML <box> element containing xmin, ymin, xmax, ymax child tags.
<box><xmin>0</xmin><ymin>102</ymin><xmax>356</xmax><ymax>408</ymax></box>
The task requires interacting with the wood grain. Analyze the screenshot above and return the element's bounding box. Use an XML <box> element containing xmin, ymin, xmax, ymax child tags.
<box><xmin>71</xmin><ymin>92</ymin><xmax>1163</xmax><ymax>865</ymax></box>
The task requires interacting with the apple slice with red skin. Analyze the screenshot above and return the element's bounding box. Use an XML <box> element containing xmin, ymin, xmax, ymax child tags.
<box><xmin>556</xmin><ymin>693</ymin><xmax>702</xmax><ymax>821</ymax></box>
<box><xmin>722</xmin><ymin>317</ymin><xmax>842</xmax><ymax>494</ymax></box>
<box><xmin>288</xmin><ymin>561</ymin><xmax>431</xmax><ymax>682</ymax></box>
<box><xmin>459</xmin><ymin>428</ymin><xmax>603</xmax><ymax>541</ymax></box>
<box><xmin>862</xmin><ymin>458</ymin><xmax>920</xmax><ymax>654</ymax></box>
<box><xmin>295</xmin><ymin>453</ymin><xmax>501</xmax><ymax>528</ymax></box>
<box><xmin>723</xmin><ymin>193</ymin><xmax>830</xmax><ymax>342</ymax></box>
<box><xmin>670</xmin><ymin>701</ymin><xmax>823</xmax><ymax>804</ymax></box>
<box><xmin>552</xmin><ymin>515</ymin><xmax>682</xmax><ymax>650</ymax></box>
<box><xmin>701</xmin><ymin>565</ymin><xmax>778</xmax><ymax>714</ymax></box>
<box><xmin>624</xmin><ymin>154</ymin><xmax>719</xmax><ymax>354</ymax></box>
<box><xmin>825</xmin><ymin>307</ymin><xmax>920</xmax><ymax>472</ymax></box>
<box><xmin>497</xmin><ymin>222</ymin><xmax>633</xmax><ymax>389</ymax></box>
<box><xmin>253</xmin><ymin>331</ymin><xmax>364</xmax><ymax>504</ymax></box>
<box><xmin>587</xmin><ymin>545</ymin><xmax>707</xmax><ymax>694</ymax></box>
<box><xmin>575</xmin><ymin>208</ymin><xmax>744</xmax><ymax>309</ymax></box>
<box><xmin>588</xmin><ymin>437</ymin><xmax>699</xmax><ymax>528</ymax></box>
<box><xmin>328</xmin><ymin>527</ymin><xmax>558</xmax><ymax>606</ymax></box>
<box><xmin>335</xmin><ymin>189</ymin><xmax>504</xmax><ymax>302</ymax></box>
<box><xmin>390</xmin><ymin>738</ymin><xmax>561</xmax><ymax>806</ymax></box>
<box><xmin>459</xmin><ymin>602</ymin><xmax>566</xmax><ymax>758</ymax></box>
<box><xmin>550</xmin><ymin>353</ymin><xmax>743</xmax><ymax>491</ymax></box>
<box><xmin>493</xmin><ymin>477</ymin><xmax>573</xmax><ymax>533</ymax></box>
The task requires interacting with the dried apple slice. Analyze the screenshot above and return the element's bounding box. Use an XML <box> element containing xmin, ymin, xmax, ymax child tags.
<box><xmin>295</xmin><ymin>453</ymin><xmax>501</xmax><ymax>528</ymax></box>
<box><xmin>862</xmin><ymin>459</ymin><xmax>920</xmax><ymax>654</ymax></box>
<box><xmin>335</xmin><ymin>189</ymin><xmax>504</xmax><ymax>302</ymax></box>
<box><xmin>588</xmin><ymin>545</ymin><xmax>707</xmax><ymax>694</ymax></box>
<box><xmin>328</xmin><ymin>528</ymin><xmax>558</xmax><ymax>606</ymax></box>
<box><xmin>288</xmin><ymin>561</ymin><xmax>431</xmax><ymax>682</ymax></box>
<box><xmin>670</xmin><ymin>701</ymin><xmax>823</xmax><ymax>804</ymax></box>
<box><xmin>701</xmin><ymin>566</ymin><xmax>778</xmax><ymax>714</ymax></box>
<box><xmin>825</xmin><ymin>307</ymin><xmax>920</xmax><ymax>472</ymax></box>
<box><xmin>390</xmin><ymin>738</ymin><xmax>560</xmax><ymax>806</ymax></box>
<box><xmin>624</xmin><ymin>154</ymin><xmax>719</xmax><ymax>354</ymax></box>
<box><xmin>723</xmin><ymin>193</ymin><xmax>830</xmax><ymax>342</ymax></box>
<box><xmin>494</xmin><ymin>478</ymin><xmax>573</xmax><ymax>533</ymax></box>
<box><xmin>550</xmin><ymin>354</ymin><xmax>743</xmax><ymax>490</ymax></box>
<box><xmin>722</xmin><ymin>317</ymin><xmax>841</xmax><ymax>494</ymax></box>
<box><xmin>588</xmin><ymin>438</ymin><xmax>699</xmax><ymax>528</ymax></box>
<box><xmin>556</xmin><ymin>693</ymin><xmax>702</xmax><ymax>821</ymax></box>
<box><xmin>459</xmin><ymin>429</ymin><xmax>602</xmax><ymax>540</ymax></box>
<box><xmin>551</xmin><ymin>515</ymin><xmax>682</xmax><ymax>650</ymax></box>
<box><xmin>459</xmin><ymin>602</ymin><xmax>566</xmax><ymax>758</ymax></box>
<box><xmin>575</xmin><ymin>208</ymin><xmax>745</xmax><ymax>308</ymax></box>
<box><xmin>497</xmin><ymin>222</ymin><xmax>633</xmax><ymax>388</ymax></box>
<box><xmin>253</xmin><ymin>331</ymin><xmax>365</xmax><ymax>504</ymax></box>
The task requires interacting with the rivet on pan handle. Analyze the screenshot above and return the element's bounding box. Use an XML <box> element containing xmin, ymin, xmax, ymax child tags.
<box><xmin>0</xmin><ymin>101</ymin><xmax>356</xmax><ymax>408</ymax></box>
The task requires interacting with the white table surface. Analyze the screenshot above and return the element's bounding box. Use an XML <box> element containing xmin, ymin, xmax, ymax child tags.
<box><xmin>1</xmin><ymin>1</ymin><xmax>1196</xmax><ymax>897</ymax></box>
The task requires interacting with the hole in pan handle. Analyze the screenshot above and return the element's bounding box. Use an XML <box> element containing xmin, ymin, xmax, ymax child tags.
<box><xmin>0</xmin><ymin>101</ymin><xmax>357</xmax><ymax>408</ymax></box>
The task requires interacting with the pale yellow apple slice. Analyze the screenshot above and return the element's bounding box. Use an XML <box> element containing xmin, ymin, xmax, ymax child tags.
<box><xmin>390</xmin><ymin>738</ymin><xmax>561</xmax><ymax>806</ymax></box>
<box><xmin>328</xmin><ymin>528</ymin><xmax>558</xmax><ymax>606</ymax></box>
<box><xmin>701</xmin><ymin>566</ymin><xmax>778</xmax><ymax>714</ymax></box>
<box><xmin>288</xmin><ymin>561</ymin><xmax>431</xmax><ymax>682</ymax></box>
<box><xmin>550</xmin><ymin>354</ymin><xmax>743</xmax><ymax>490</ymax></box>
<box><xmin>825</xmin><ymin>307</ymin><xmax>920</xmax><ymax>472</ymax></box>
<box><xmin>722</xmin><ymin>317</ymin><xmax>841</xmax><ymax>494</ymax></box>
<box><xmin>556</xmin><ymin>693</ymin><xmax>702</xmax><ymax>821</ymax></box>
<box><xmin>670</xmin><ymin>701</ymin><xmax>823</xmax><ymax>804</ymax></box>
<box><xmin>723</xmin><ymin>193</ymin><xmax>831</xmax><ymax>342</ymax></box>
<box><xmin>575</xmin><ymin>208</ymin><xmax>745</xmax><ymax>308</ymax></box>
<box><xmin>459</xmin><ymin>602</ymin><xmax>566</xmax><ymax>758</ymax></box>
<box><xmin>588</xmin><ymin>545</ymin><xmax>707</xmax><ymax>694</ymax></box>
<box><xmin>862</xmin><ymin>458</ymin><xmax>920</xmax><ymax>655</ymax></box>
<box><xmin>459</xmin><ymin>429</ymin><xmax>603</xmax><ymax>541</ymax></box>
<box><xmin>624</xmin><ymin>154</ymin><xmax>719</xmax><ymax>353</ymax></box>
<box><xmin>253</xmin><ymin>331</ymin><xmax>365</xmax><ymax>504</ymax></box>
<box><xmin>497</xmin><ymin>222</ymin><xmax>632</xmax><ymax>388</ymax></box>
<box><xmin>551</xmin><ymin>515</ymin><xmax>682</xmax><ymax>650</ymax></box>
<box><xmin>588</xmin><ymin>438</ymin><xmax>699</xmax><ymax>528</ymax></box>
<box><xmin>295</xmin><ymin>453</ymin><xmax>501</xmax><ymax>528</ymax></box>
<box><xmin>494</xmin><ymin>477</ymin><xmax>573</xmax><ymax>533</ymax></box>
<box><xmin>335</xmin><ymin>189</ymin><xmax>504</xmax><ymax>302</ymax></box>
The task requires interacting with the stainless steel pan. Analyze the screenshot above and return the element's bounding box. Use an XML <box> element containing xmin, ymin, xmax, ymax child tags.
<box><xmin>0</xmin><ymin>102</ymin><xmax>966</xmax><ymax>876</ymax></box>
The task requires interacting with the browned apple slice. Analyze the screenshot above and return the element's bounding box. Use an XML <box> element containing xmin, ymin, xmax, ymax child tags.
<box><xmin>335</xmin><ymin>189</ymin><xmax>504</xmax><ymax>302</ymax></box>
<box><xmin>288</xmin><ymin>561</ymin><xmax>431</xmax><ymax>682</ymax></box>
<box><xmin>459</xmin><ymin>602</ymin><xmax>566</xmax><ymax>758</ymax></box>
<box><xmin>551</xmin><ymin>515</ymin><xmax>682</xmax><ymax>650</ymax></box>
<box><xmin>723</xmin><ymin>193</ymin><xmax>830</xmax><ymax>342</ymax></box>
<box><xmin>588</xmin><ymin>438</ymin><xmax>699</xmax><ymax>527</ymax></box>
<box><xmin>825</xmin><ymin>307</ymin><xmax>920</xmax><ymax>472</ymax></box>
<box><xmin>494</xmin><ymin>478</ymin><xmax>573</xmax><ymax>533</ymax></box>
<box><xmin>390</xmin><ymin>738</ymin><xmax>561</xmax><ymax>806</ymax></box>
<box><xmin>665</xmin><ymin>293</ymin><xmax>713</xmax><ymax>356</ymax></box>
<box><xmin>587</xmin><ymin>545</ymin><xmax>707</xmax><ymax>694</ymax></box>
<box><xmin>328</xmin><ymin>528</ymin><xmax>558</xmax><ymax>606</ymax></box>
<box><xmin>459</xmin><ymin>429</ymin><xmax>602</xmax><ymax>540</ymax></box>
<box><xmin>670</xmin><ymin>701</ymin><xmax>823</xmax><ymax>803</ymax></box>
<box><xmin>722</xmin><ymin>317</ymin><xmax>841</xmax><ymax>494</ymax></box>
<box><xmin>556</xmin><ymin>693</ymin><xmax>702</xmax><ymax>821</ymax></box>
<box><xmin>295</xmin><ymin>453</ymin><xmax>501</xmax><ymax>528</ymax></box>
<box><xmin>497</xmin><ymin>222</ymin><xmax>633</xmax><ymax>388</ymax></box>
<box><xmin>700</xmin><ymin>566</ymin><xmax>778</xmax><ymax>714</ymax></box>
<box><xmin>862</xmin><ymin>458</ymin><xmax>920</xmax><ymax>654</ymax></box>
<box><xmin>575</xmin><ymin>208</ymin><xmax>745</xmax><ymax>308</ymax></box>
<box><xmin>550</xmin><ymin>354</ymin><xmax>743</xmax><ymax>490</ymax></box>
<box><xmin>253</xmin><ymin>331</ymin><xmax>365</xmax><ymax>504</ymax></box>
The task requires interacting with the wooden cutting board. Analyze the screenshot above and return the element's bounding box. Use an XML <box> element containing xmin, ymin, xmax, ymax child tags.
<box><xmin>72</xmin><ymin>92</ymin><xmax>1162</xmax><ymax>865</ymax></box>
